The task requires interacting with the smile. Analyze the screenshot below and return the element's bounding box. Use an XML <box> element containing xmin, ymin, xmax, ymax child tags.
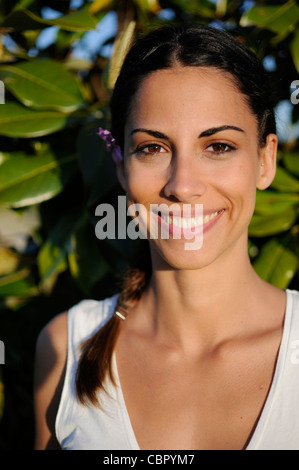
<box><xmin>161</xmin><ymin>211</ymin><xmax>222</xmax><ymax>229</ymax></box>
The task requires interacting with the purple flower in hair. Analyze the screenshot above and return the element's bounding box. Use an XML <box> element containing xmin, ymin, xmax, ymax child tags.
<box><xmin>97</xmin><ymin>127</ymin><xmax>123</xmax><ymax>164</ymax></box>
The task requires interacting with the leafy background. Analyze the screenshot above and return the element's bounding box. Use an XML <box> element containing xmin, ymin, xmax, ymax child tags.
<box><xmin>0</xmin><ymin>0</ymin><xmax>298</xmax><ymax>450</ymax></box>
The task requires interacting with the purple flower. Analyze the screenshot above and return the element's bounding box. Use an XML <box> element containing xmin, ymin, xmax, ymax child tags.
<box><xmin>97</xmin><ymin>127</ymin><xmax>123</xmax><ymax>164</ymax></box>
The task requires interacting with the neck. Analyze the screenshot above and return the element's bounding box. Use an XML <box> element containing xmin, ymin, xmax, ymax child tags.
<box><xmin>140</xmin><ymin>238</ymin><xmax>265</xmax><ymax>351</ymax></box>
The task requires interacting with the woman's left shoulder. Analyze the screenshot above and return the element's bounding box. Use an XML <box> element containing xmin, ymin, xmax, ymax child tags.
<box><xmin>67</xmin><ymin>293</ymin><xmax>119</xmax><ymax>343</ymax></box>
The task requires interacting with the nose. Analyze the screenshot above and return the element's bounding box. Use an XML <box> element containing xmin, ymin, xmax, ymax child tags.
<box><xmin>163</xmin><ymin>156</ymin><xmax>207</xmax><ymax>202</ymax></box>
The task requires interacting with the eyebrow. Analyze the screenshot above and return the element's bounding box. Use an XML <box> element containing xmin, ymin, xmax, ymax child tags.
<box><xmin>130</xmin><ymin>125</ymin><xmax>244</xmax><ymax>140</ymax></box>
<box><xmin>198</xmin><ymin>125</ymin><xmax>245</xmax><ymax>137</ymax></box>
<box><xmin>130</xmin><ymin>128</ymin><xmax>169</xmax><ymax>139</ymax></box>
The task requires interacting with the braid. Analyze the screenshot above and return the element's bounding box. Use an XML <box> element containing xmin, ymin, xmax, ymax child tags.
<box><xmin>76</xmin><ymin>242</ymin><xmax>151</xmax><ymax>406</ymax></box>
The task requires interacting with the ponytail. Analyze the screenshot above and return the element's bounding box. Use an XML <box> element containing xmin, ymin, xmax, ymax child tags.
<box><xmin>76</xmin><ymin>242</ymin><xmax>151</xmax><ymax>406</ymax></box>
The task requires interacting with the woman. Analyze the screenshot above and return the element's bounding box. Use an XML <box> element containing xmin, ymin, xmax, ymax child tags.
<box><xmin>34</xmin><ymin>24</ymin><xmax>299</xmax><ymax>450</ymax></box>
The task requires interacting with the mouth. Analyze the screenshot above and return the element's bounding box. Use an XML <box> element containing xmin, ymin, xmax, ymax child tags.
<box><xmin>151</xmin><ymin>208</ymin><xmax>225</xmax><ymax>239</ymax></box>
<box><xmin>160</xmin><ymin>210</ymin><xmax>222</xmax><ymax>229</ymax></box>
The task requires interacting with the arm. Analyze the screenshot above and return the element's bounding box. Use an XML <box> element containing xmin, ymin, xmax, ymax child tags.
<box><xmin>33</xmin><ymin>312</ymin><xmax>68</xmax><ymax>450</ymax></box>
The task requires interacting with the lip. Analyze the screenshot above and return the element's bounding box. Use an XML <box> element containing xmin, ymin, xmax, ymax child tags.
<box><xmin>153</xmin><ymin>207</ymin><xmax>219</xmax><ymax>218</ymax></box>
<box><xmin>151</xmin><ymin>208</ymin><xmax>225</xmax><ymax>239</ymax></box>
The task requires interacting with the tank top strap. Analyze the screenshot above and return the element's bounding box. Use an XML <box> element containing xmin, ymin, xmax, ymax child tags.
<box><xmin>67</xmin><ymin>294</ymin><xmax>119</xmax><ymax>360</ymax></box>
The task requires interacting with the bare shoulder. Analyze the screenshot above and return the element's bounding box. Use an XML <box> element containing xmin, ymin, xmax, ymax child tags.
<box><xmin>34</xmin><ymin>311</ymin><xmax>68</xmax><ymax>450</ymax></box>
<box><xmin>35</xmin><ymin>311</ymin><xmax>68</xmax><ymax>362</ymax></box>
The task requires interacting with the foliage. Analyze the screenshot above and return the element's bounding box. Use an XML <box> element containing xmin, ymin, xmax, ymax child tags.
<box><xmin>0</xmin><ymin>0</ymin><xmax>298</xmax><ymax>449</ymax></box>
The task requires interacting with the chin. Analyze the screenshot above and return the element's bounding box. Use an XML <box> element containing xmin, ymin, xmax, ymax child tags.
<box><xmin>149</xmin><ymin>241</ymin><xmax>219</xmax><ymax>272</ymax></box>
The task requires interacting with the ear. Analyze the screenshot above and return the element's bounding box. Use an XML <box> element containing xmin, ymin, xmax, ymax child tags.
<box><xmin>256</xmin><ymin>133</ymin><xmax>278</xmax><ymax>190</ymax></box>
<box><xmin>116</xmin><ymin>161</ymin><xmax>127</xmax><ymax>191</ymax></box>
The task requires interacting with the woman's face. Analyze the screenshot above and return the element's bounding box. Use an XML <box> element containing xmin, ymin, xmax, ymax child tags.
<box><xmin>119</xmin><ymin>66</ymin><xmax>277</xmax><ymax>270</ymax></box>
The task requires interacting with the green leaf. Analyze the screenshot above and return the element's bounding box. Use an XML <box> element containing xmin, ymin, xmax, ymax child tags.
<box><xmin>0</xmin><ymin>102</ymin><xmax>68</xmax><ymax>137</ymax></box>
<box><xmin>0</xmin><ymin>151</ymin><xmax>77</xmax><ymax>207</ymax></box>
<box><xmin>107</xmin><ymin>20</ymin><xmax>136</xmax><ymax>90</ymax></box>
<box><xmin>1</xmin><ymin>7</ymin><xmax>98</xmax><ymax>32</ymax></box>
<box><xmin>68</xmin><ymin>216</ymin><xmax>109</xmax><ymax>294</ymax></box>
<box><xmin>89</xmin><ymin>0</ymin><xmax>115</xmax><ymax>14</ymax></box>
<box><xmin>215</xmin><ymin>0</ymin><xmax>228</xmax><ymax>17</ymax></box>
<box><xmin>37</xmin><ymin>206</ymin><xmax>84</xmax><ymax>280</ymax></box>
<box><xmin>271</xmin><ymin>166</ymin><xmax>299</xmax><ymax>193</ymax></box>
<box><xmin>0</xmin><ymin>247</ymin><xmax>20</xmax><ymax>276</ymax></box>
<box><xmin>0</xmin><ymin>269</ymin><xmax>37</xmax><ymax>297</ymax></box>
<box><xmin>134</xmin><ymin>0</ymin><xmax>161</xmax><ymax>14</ymax></box>
<box><xmin>253</xmin><ymin>238</ymin><xmax>298</xmax><ymax>288</ymax></box>
<box><xmin>283</xmin><ymin>152</ymin><xmax>299</xmax><ymax>177</ymax></box>
<box><xmin>254</xmin><ymin>190</ymin><xmax>299</xmax><ymax>215</ymax></box>
<box><xmin>240</xmin><ymin>1</ymin><xmax>299</xmax><ymax>34</ymax></box>
<box><xmin>13</xmin><ymin>0</ymin><xmax>36</xmax><ymax>9</ymax></box>
<box><xmin>169</xmin><ymin>0</ymin><xmax>216</xmax><ymax>18</ymax></box>
<box><xmin>249</xmin><ymin>209</ymin><xmax>297</xmax><ymax>236</ymax></box>
<box><xmin>291</xmin><ymin>29</ymin><xmax>299</xmax><ymax>73</ymax></box>
<box><xmin>0</xmin><ymin>59</ymin><xmax>84</xmax><ymax>112</ymax></box>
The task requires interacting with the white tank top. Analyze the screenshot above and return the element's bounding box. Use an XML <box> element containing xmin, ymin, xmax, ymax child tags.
<box><xmin>55</xmin><ymin>290</ymin><xmax>299</xmax><ymax>450</ymax></box>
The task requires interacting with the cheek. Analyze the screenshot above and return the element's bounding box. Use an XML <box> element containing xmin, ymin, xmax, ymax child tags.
<box><xmin>125</xmin><ymin>168</ymin><xmax>158</xmax><ymax>205</ymax></box>
<box><xmin>214</xmin><ymin>160</ymin><xmax>258</xmax><ymax>211</ymax></box>
<box><xmin>125</xmin><ymin>156</ymin><xmax>168</xmax><ymax>198</ymax></box>
<box><xmin>223</xmin><ymin>152</ymin><xmax>258</xmax><ymax>186</ymax></box>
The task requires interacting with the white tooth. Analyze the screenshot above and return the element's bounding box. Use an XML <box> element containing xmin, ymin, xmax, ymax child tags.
<box><xmin>173</xmin><ymin>217</ymin><xmax>180</xmax><ymax>227</ymax></box>
<box><xmin>203</xmin><ymin>211</ymin><xmax>220</xmax><ymax>224</ymax></box>
<box><xmin>163</xmin><ymin>211</ymin><xmax>221</xmax><ymax>227</ymax></box>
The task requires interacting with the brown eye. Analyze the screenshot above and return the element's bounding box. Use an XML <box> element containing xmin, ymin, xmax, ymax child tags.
<box><xmin>209</xmin><ymin>143</ymin><xmax>230</xmax><ymax>153</ymax></box>
<box><xmin>146</xmin><ymin>144</ymin><xmax>163</xmax><ymax>154</ymax></box>
<box><xmin>136</xmin><ymin>143</ymin><xmax>167</xmax><ymax>155</ymax></box>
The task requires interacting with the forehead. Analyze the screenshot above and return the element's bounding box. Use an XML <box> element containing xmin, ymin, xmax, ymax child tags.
<box><xmin>127</xmin><ymin>66</ymin><xmax>257</xmax><ymax>133</ymax></box>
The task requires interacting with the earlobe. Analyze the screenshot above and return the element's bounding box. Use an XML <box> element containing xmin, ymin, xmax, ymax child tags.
<box><xmin>256</xmin><ymin>133</ymin><xmax>278</xmax><ymax>190</ymax></box>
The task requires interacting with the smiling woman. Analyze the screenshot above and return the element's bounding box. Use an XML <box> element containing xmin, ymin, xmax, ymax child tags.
<box><xmin>34</xmin><ymin>24</ymin><xmax>299</xmax><ymax>451</ymax></box>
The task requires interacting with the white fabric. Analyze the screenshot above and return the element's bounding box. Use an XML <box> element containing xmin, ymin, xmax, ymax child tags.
<box><xmin>55</xmin><ymin>290</ymin><xmax>299</xmax><ymax>450</ymax></box>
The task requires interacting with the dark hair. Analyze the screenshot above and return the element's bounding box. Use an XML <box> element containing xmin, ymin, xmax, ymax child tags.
<box><xmin>76</xmin><ymin>23</ymin><xmax>277</xmax><ymax>406</ymax></box>
<box><xmin>111</xmin><ymin>23</ymin><xmax>276</xmax><ymax>151</ymax></box>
